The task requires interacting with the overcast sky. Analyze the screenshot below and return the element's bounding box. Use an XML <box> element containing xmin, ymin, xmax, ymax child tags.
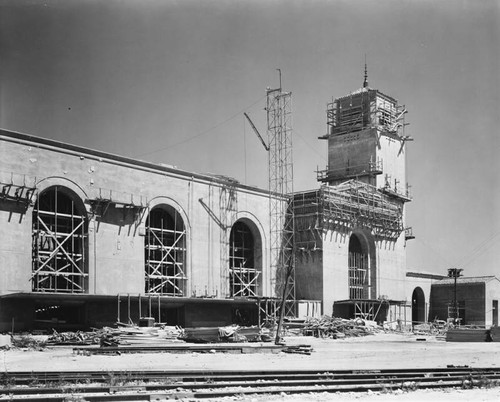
<box><xmin>1</xmin><ymin>0</ymin><xmax>499</xmax><ymax>278</ymax></box>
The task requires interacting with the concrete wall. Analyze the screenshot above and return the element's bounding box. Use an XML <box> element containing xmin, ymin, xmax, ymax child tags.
<box><xmin>327</xmin><ymin>133</ymin><xmax>377</xmax><ymax>177</ymax></box>
<box><xmin>327</xmin><ymin>129</ymin><xmax>407</xmax><ymax>193</ymax></box>
<box><xmin>376</xmin><ymin>237</ymin><xmax>407</xmax><ymax>301</ymax></box>
<box><xmin>322</xmin><ymin>232</ymin><xmax>350</xmax><ymax>315</ymax></box>
<box><xmin>295</xmin><ymin>250</ymin><xmax>323</xmax><ymax>303</ymax></box>
<box><xmin>0</xmin><ymin>131</ymin><xmax>278</xmax><ymax>300</ymax></box>
<box><xmin>0</xmin><ymin>200</ymin><xmax>32</xmax><ymax>294</ymax></box>
<box><xmin>319</xmin><ymin>229</ymin><xmax>407</xmax><ymax>317</ymax></box>
<box><xmin>375</xmin><ymin>134</ymin><xmax>406</xmax><ymax>192</ymax></box>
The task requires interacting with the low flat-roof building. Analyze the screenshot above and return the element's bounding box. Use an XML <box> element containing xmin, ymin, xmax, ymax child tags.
<box><xmin>429</xmin><ymin>276</ymin><xmax>500</xmax><ymax>327</ymax></box>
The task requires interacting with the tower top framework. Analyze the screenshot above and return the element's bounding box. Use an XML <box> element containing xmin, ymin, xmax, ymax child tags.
<box><xmin>317</xmin><ymin>78</ymin><xmax>412</xmax><ymax>206</ymax></box>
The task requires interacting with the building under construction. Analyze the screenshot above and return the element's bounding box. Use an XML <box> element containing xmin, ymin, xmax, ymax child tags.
<box><xmin>0</xmin><ymin>126</ymin><xmax>291</xmax><ymax>331</ymax></box>
<box><xmin>3</xmin><ymin>73</ymin><xmax>470</xmax><ymax>332</ymax></box>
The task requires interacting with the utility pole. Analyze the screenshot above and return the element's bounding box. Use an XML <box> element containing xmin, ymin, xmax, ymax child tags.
<box><xmin>448</xmin><ymin>268</ymin><xmax>463</xmax><ymax>324</ymax></box>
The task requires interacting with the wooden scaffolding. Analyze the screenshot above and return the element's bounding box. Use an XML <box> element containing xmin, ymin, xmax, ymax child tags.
<box><xmin>32</xmin><ymin>186</ymin><xmax>88</xmax><ymax>293</ymax></box>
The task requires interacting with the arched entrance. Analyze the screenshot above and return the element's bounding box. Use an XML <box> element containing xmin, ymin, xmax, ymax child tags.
<box><xmin>229</xmin><ymin>220</ymin><xmax>262</xmax><ymax>297</ymax></box>
<box><xmin>348</xmin><ymin>230</ymin><xmax>376</xmax><ymax>299</ymax></box>
<box><xmin>32</xmin><ymin>186</ymin><xmax>88</xmax><ymax>293</ymax></box>
<box><xmin>144</xmin><ymin>205</ymin><xmax>186</xmax><ymax>296</ymax></box>
<box><xmin>412</xmin><ymin>287</ymin><xmax>426</xmax><ymax>324</ymax></box>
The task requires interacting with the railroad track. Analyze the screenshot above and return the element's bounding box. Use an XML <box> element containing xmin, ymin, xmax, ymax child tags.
<box><xmin>0</xmin><ymin>367</ymin><xmax>499</xmax><ymax>401</ymax></box>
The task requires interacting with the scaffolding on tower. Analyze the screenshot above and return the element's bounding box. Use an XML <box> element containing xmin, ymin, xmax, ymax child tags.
<box><xmin>266</xmin><ymin>75</ymin><xmax>296</xmax><ymax>318</ymax></box>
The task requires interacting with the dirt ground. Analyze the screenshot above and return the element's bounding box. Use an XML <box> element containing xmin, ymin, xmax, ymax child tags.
<box><xmin>1</xmin><ymin>332</ymin><xmax>500</xmax><ymax>401</ymax></box>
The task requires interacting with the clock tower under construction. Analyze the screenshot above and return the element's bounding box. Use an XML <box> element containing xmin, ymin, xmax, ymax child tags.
<box><xmin>294</xmin><ymin>71</ymin><xmax>413</xmax><ymax>321</ymax></box>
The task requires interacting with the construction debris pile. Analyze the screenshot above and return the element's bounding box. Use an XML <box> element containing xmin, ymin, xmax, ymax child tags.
<box><xmin>298</xmin><ymin>316</ymin><xmax>381</xmax><ymax>338</ymax></box>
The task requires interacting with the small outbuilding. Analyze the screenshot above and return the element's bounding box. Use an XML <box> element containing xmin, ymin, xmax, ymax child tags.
<box><xmin>429</xmin><ymin>276</ymin><xmax>500</xmax><ymax>327</ymax></box>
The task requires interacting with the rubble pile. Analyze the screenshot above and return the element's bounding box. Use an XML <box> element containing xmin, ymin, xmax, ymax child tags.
<box><xmin>302</xmin><ymin>316</ymin><xmax>381</xmax><ymax>338</ymax></box>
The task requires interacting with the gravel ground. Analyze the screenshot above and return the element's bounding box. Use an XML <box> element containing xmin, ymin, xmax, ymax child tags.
<box><xmin>4</xmin><ymin>332</ymin><xmax>500</xmax><ymax>372</ymax></box>
<box><xmin>210</xmin><ymin>387</ymin><xmax>500</xmax><ymax>402</ymax></box>
<box><xmin>1</xmin><ymin>331</ymin><xmax>500</xmax><ymax>401</ymax></box>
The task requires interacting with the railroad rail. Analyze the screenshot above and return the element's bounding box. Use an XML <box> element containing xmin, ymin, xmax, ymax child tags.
<box><xmin>0</xmin><ymin>367</ymin><xmax>499</xmax><ymax>401</ymax></box>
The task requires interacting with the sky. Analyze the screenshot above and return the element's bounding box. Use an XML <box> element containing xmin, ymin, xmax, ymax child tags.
<box><xmin>1</xmin><ymin>0</ymin><xmax>499</xmax><ymax>278</ymax></box>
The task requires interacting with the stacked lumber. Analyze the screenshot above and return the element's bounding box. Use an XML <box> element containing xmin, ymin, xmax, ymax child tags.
<box><xmin>46</xmin><ymin>324</ymin><xmax>272</xmax><ymax>346</ymax></box>
<box><xmin>445</xmin><ymin>328</ymin><xmax>489</xmax><ymax>342</ymax></box>
<box><xmin>282</xmin><ymin>344</ymin><xmax>313</xmax><ymax>355</ymax></box>
<box><xmin>302</xmin><ymin>315</ymin><xmax>380</xmax><ymax>338</ymax></box>
<box><xmin>46</xmin><ymin>325</ymin><xmax>184</xmax><ymax>346</ymax></box>
<box><xmin>99</xmin><ymin>325</ymin><xmax>184</xmax><ymax>346</ymax></box>
<box><xmin>182</xmin><ymin>327</ymin><xmax>221</xmax><ymax>343</ymax></box>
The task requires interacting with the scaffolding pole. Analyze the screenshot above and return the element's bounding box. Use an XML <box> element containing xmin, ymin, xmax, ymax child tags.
<box><xmin>220</xmin><ymin>180</ymin><xmax>237</xmax><ymax>297</ymax></box>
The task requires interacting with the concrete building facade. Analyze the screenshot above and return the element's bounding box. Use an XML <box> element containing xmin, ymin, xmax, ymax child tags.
<box><xmin>0</xmin><ymin>129</ymin><xmax>285</xmax><ymax>331</ymax></box>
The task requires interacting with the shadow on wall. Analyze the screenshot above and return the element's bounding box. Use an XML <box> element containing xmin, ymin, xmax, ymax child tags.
<box><xmin>0</xmin><ymin>200</ymin><xmax>27</xmax><ymax>223</ymax></box>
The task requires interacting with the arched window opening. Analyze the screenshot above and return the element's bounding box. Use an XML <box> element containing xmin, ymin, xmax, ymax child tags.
<box><xmin>229</xmin><ymin>221</ymin><xmax>260</xmax><ymax>297</ymax></box>
<box><xmin>32</xmin><ymin>186</ymin><xmax>88</xmax><ymax>293</ymax></box>
<box><xmin>145</xmin><ymin>206</ymin><xmax>186</xmax><ymax>296</ymax></box>
<box><xmin>348</xmin><ymin>234</ymin><xmax>369</xmax><ymax>299</ymax></box>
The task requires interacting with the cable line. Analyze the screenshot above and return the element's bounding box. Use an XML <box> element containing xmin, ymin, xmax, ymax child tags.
<box><xmin>134</xmin><ymin>95</ymin><xmax>266</xmax><ymax>158</ymax></box>
<box><xmin>456</xmin><ymin>230</ymin><xmax>500</xmax><ymax>268</ymax></box>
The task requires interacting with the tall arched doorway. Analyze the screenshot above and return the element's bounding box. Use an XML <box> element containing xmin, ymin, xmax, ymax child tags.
<box><xmin>412</xmin><ymin>287</ymin><xmax>426</xmax><ymax>324</ymax></box>
<box><xmin>229</xmin><ymin>220</ymin><xmax>262</xmax><ymax>297</ymax></box>
<box><xmin>144</xmin><ymin>205</ymin><xmax>186</xmax><ymax>296</ymax></box>
<box><xmin>348</xmin><ymin>231</ymin><xmax>375</xmax><ymax>299</ymax></box>
<box><xmin>32</xmin><ymin>186</ymin><xmax>88</xmax><ymax>293</ymax></box>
